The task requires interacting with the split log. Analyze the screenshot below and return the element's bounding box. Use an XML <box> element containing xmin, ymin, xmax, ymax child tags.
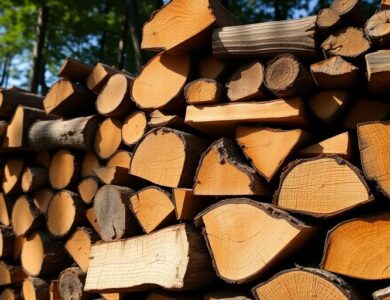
<box><xmin>94</xmin><ymin>118</ymin><xmax>122</xmax><ymax>160</ymax></box>
<box><xmin>298</xmin><ymin>132</ymin><xmax>352</xmax><ymax>160</ymax></box>
<box><xmin>212</xmin><ymin>16</ymin><xmax>317</xmax><ymax>60</ymax></box>
<box><xmin>46</xmin><ymin>190</ymin><xmax>85</xmax><ymax>238</ymax></box>
<box><xmin>316</xmin><ymin>8</ymin><xmax>341</xmax><ymax>34</ymax></box>
<box><xmin>94</xmin><ymin>166</ymin><xmax>140</xmax><ymax>186</ymax></box>
<box><xmin>131</xmin><ymin>52</ymin><xmax>190</xmax><ymax>111</ymax></box>
<box><xmin>49</xmin><ymin>149</ymin><xmax>79</xmax><ymax>190</ymax></box>
<box><xmin>59</xmin><ymin>267</ymin><xmax>91</xmax><ymax>300</ymax></box>
<box><xmin>84</xmin><ymin>224</ymin><xmax>215</xmax><ymax>292</ymax></box>
<box><xmin>148</xmin><ymin>110</ymin><xmax>187</xmax><ymax>129</ymax></box>
<box><xmin>87</xmin><ymin>63</ymin><xmax>122</xmax><ymax>94</ymax></box>
<box><xmin>0</xmin><ymin>89</ymin><xmax>43</xmax><ymax>118</ymax></box>
<box><xmin>22</xmin><ymin>277</ymin><xmax>50</xmax><ymax>300</ymax></box>
<box><xmin>58</xmin><ymin>57</ymin><xmax>94</xmax><ymax>83</ymax></box>
<box><xmin>85</xmin><ymin>208</ymin><xmax>100</xmax><ymax>236</ymax></box>
<box><xmin>130</xmin><ymin>128</ymin><xmax>208</xmax><ymax>188</ymax></box>
<box><xmin>0</xmin><ymin>262</ymin><xmax>26</xmax><ymax>285</ymax></box>
<box><xmin>141</xmin><ymin>0</ymin><xmax>237</xmax><ymax>53</ymax></box>
<box><xmin>274</xmin><ymin>156</ymin><xmax>373</xmax><ymax>217</ymax></box>
<box><xmin>358</xmin><ymin>121</ymin><xmax>390</xmax><ymax>198</ymax></box>
<box><xmin>236</xmin><ymin>127</ymin><xmax>309</xmax><ymax>182</ymax></box>
<box><xmin>365</xmin><ymin>10</ymin><xmax>390</xmax><ymax>46</ymax></box>
<box><xmin>310</xmin><ymin>56</ymin><xmax>359</xmax><ymax>89</ymax></box>
<box><xmin>81</xmin><ymin>152</ymin><xmax>101</xmax><ymax>177</ymax></box>
<box><xmin>194</xmin><ymin>199</ymin><xmax>315</xmax><ymax>284</ymax></box>
<box><xmin>373</xmin><ymin>287</ymin><xmax>390</xmax><ymax>300</ymax></box>
<box><xmin>28</xmin><ymin>115</ymin><xmax>98</xmax><ymax>150</ymax></box>
<box><xmin>184</xmin><ymin>79</ymin><xmax>223</xmax><ymax>104</ymax></box>
<box><xmin>50</xmin><ymin>280</ymin><xmax>61</xmax><ymax>300</ymax></box>
<box><xmin>366</xmin><ymin>50</ymin><xmax>390</xmax><ymax>95</ymax></box>
<box><xmin>96</xmin><ymin>74</ymin><xmax>134</xmax><ymax>117</ymax></box>
<box><xmin>252</xmin><ymin>267</ymin><xmax>354</xmax><ymax>300</ymax></box>
<box><xmin>44</xmin><ymin>79</ymin><xmax>96</xmax><ymax>117</ymax></box>
<box><xmin>129</xmin><ymin>186</ymin><xmax>175</xmax><ymax>233</ymax></box>
<box><xmin>21</xmin><ymin>231</ymin><xmax>70</xmax><ymax>276</ymax></box>
<box><xmin>78</xmin><ymin>177</ymin><xmax>100</xmax><ymax>204</ymax></box>
<box><xmin>0</xmin><ymin>227</ymin><xmax>14</xmax><ymax>258</ymax></box>
<box><xmin>21</xmin><ymin>167</ymin><xmax>48</xmax><ymax>193</ymax></box>
<box><xmin>330</xmin><ymin>0</ymin><xmax>366</xmax><ymax>26</ymax></box>
<box><xmin>226</xmin><ymin>61</ymin><xmax>266</xmax><ymax>102</ymax></box>
<box><xmin>264</xmin><ymin>54</ymin><xmax>314</xmax><ymax>98</ymax></box>
<box><xmin>0</xmin><ymin>288</ymin><xmax>22</xmax><ymax>300</ymax></box>
<box><xmin>2</xmin><ymin>158</ymin><xmax>24</xmax><ymax>195</ymax></box>
<box><xmin>94</xmin><ymin>185</ymin><xmax>137</xmax><ymax>242</ymax></box>
<box><xmin>198</xmin><ymin>56</ymin><xmax>229</xmax><ymax>80</ymax></box>
<box><xmin>321</xmin><ymin>27</ymin><xmax>370</xmax><ymax>60</ymax></box>
<box><xmin>106</xmin><ymin>150</ymin><xmax>132</xmax><ymax>168</ymax></box>
<box><xmin>321</xmin><ymin>213</ymin><xmax>390</xmax><ymax>279</ymax></box>
<box><xmin>65</xmin><ymin>227</ymin><xmax>99</xmax><ymax>272</ymax></box>
<box><xmin>172</xmin><ymin>188</ymin><xmax>211</xmax><ymax>221</ymax></box>
<box><xmin>121</xmin><ymin>111</ymin><xmax>148</xmax><ymax>147</ymax></box>
<box><xmin>382</xmin><ymin>0</ymin><xmax>390</xmax><ymax>9</ymax></box>
<box><xmin>35</xmin><ymin>150</ymin><xmax>51</xmax><ymax>168</ymax></box>
<box><xmin>12</xmin><ymin>195</ymin><xmax>44</xmax><ymax>236</ymax></box>
<box><xmin>33</xmin><ymin>188</ymin><xmax>54</xmax><ymax>214</ymax></box>
<box><xmin>193</xmin><ymin>138</ymin><xmax>269</xmax><ymax>196</ymax></box>
<box><xmin>0</xmin><ymin>193</ymin><xmax>12</xmax><ymax>226</ymax></box>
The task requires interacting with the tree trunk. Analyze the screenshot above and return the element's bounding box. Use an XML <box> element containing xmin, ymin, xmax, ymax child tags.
<box><xmin>128</xmin><ymin>0</ymin><xmax>143</xmax><ymax>71</ymax></box>
<box><xmin>117</xmin><ymin>1</ymin><xmax>130</xmax><ymax>69</ymax></box>
<box><xmin>99</xmin><ymin>0</ymin><xmax>110</xmax><ymax>61</ymax></box>
<box><xmin>0</xmin><ymin>54</ymin><xmax>11</xmax><ymax>87</ymax></box>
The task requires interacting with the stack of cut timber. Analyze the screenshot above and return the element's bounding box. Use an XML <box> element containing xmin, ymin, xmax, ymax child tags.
<box><xmin>4</xmin><ymin>0</ymin><xmax>390</xmax><ymax>299</ymax></box>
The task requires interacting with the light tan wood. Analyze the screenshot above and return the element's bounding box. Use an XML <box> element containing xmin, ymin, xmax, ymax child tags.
<box><xmin>198</xmin><ymin>56</ymin><xmax>229</xmax><ymax>80</ymax></box>
<box><xmin>2</xmin><ymin>158</ymin><xmax>24</xmax><ymax>195</ymax></box>
<box><xmin>85</xmin><ymin>208</ymin><xmax>100</xmax><ymax>236</ymax></box>
<box><xmin>21</xmin><ymin>167</ymin><xmax>48</xmax><ymax>193</ymax></box>
<box><xmin>12</xmin><ymin>195</ymin><xmax>44</xmax><ymax>236</ymax></box>
<box><xmin>87</xmin><ymin>63</ymin><xmax>122</xmax><ymax>94</ymax></box>
<box><xmin>81</xmin><ymin>152</ymin><xmax>101</xmax><ymax>177</ymax></box>
<box><xmin>22</xmin><ymin>277</ymin><xmax>50</xmax><ymax>300</ymax></box>
<box><xmin>33</xmin><ymin>188</ymin><xmax>54</xmax><ymax>214</ymax></box>
<box><xmin>316</xmin><ymin>8</ymin><xmax>341</xmax><ymax>34</ymax></box>
<box><xmin>185</xmin><ymin>79</ymin><xmax>223</xmax><ymax>104</ymax></box>
<box><xmin>94</xmin><ymin>118</ymin><xmax>122</xmax><ymax>160</ymax></box>
<box><xmin>0</xmin><ymin>193</ymin><xmax>12</xmax><ymax>226</ymax></box>
<box><xmin>172</xmin><ymin>188</ymin><xmax>210</xmax><ymax>221</ymax></box>
<box><xmin>0</xmin><ymin>262</ymin><xmax>26</xmax><ymax>286</ymax></box>
<box><xmin>121</xmin><ymin>111</ymin><xmax>148</xmax><ymax>146</ymax></box>
<box><xmin>58</xmin><ymin>57</ymin><xmax>93</xmax><ymax>83</ymax></box>
<box><xmin>78</xmin><ymin>176</ymin><xmax>100</xmax><ymax>204</ymax></box>
<box><xmin>148</xmin><ymin>110</ymin><xmax>187</xmax><ymax>129</ymax></box>
<box><xmin>106</xmin><ymin>151</ymin><xmax>132</xmax><ymax>169</ymax></box>
<box><xmin>94</xmin><ymin>166</ymin><xmax>139</xmax><ymax>186</ymax></box>
<box><xmin>330</xmin><ymin>0</ymin><xmax>366</xmax><ymax>26</ymax></box>
<box><xmin>365</xmin><ymin>50</ymin><xmax>390</xmax><ymax>95</ymax></box>
<box><xmin>49</xmin><ymin>149</ymin><xmax>79</xmax><ymax>190</ymax></box>
<box><xmin>365</xmin><ymin>10</ymin><xmax>390</xmax><ymax>46</ymax></box>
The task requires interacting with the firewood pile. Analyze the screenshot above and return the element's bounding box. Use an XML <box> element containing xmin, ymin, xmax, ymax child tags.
<box><xmin>2</xmin><ymin>0</ymin><xmax>390</xmax><ymax>299</ymax></box>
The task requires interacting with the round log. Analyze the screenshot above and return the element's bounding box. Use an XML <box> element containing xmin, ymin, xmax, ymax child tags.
<box><xmin>365</xmin><ymin>10</ymin><xmax>390</xmax><ymax>46</ymax></box>
<box><xmin>49</xmin><ymin>149</ymin><xmax>79</xmax><ymax>190</ymax></box>
<box><xmin>12</xmin><ymin>195</ymin><xmax>44</xmax><ymax>236</ymax></box>
<box><xmin>2</xmin><ymin>158</ymin><xmax>24</xmax><ymax>195</ymax></box>
<box><xmin>184</xmin><ymin>78</ymin><xmax>223</xmax><ymax>104</ymax></box>
<box><xmin>81</xmin><ymin>152</ymin><xmax>101</xmax><ymax>178</ymax></box>
<box><xmin>21</xmin><ymin>167</ymin><xmax>48</xmax><ymax>193</ymax></box>
<box><xmin>94</xmin><ymin>118</ymin><xmax>122</xmax><ymax>160</ymax></box>
<box><xmin>316</xmin><ymin>8</ymin><xmax>341</xmax><ymax>34</ymax></box>
<box><xmin>77</xmin><ymin>177</ymin><xmax>100</xmax><ymax>204</ymax></box>
<box><xmin>121</xmin><ymin>111</ymin><xmax>148</xmax><ymax>147</ymax></box>
<box><xmin>22</xmin><ymin>277</ymin><xmax>50</xmax><ymax>300</ymax></box>
<box><xmin>59</xmin><ymin>267</ymin><xmax>91</xmax><ymax>300</ymax></box>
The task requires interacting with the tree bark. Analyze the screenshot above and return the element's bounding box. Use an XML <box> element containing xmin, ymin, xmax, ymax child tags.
<box><xmin>117</xmin><ymin>1</ymin><xmax>130</xmax><ymax>69</ymax></box>
<box><xmin>128</xmin><ymin>0</ymin><xmax>143</xmax><ymax>71</ymax></box>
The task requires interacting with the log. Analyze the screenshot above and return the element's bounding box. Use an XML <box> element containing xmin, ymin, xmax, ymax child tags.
<box><xmin>358</xmin><ymin>121</ymin><xmax>390</xmax><ymax>198</ymax></box>
<box><xmin>252</xmin><ymin>267</ymin><xmax>354</xmax><ymax>300</ymax></box>
<box><xmin>49</xmin><ymin>149</ymin><xmax>79</xmax><ymax>190</ymax></box>
<box><xmin>2</xmin><ymin>158</ymin><xmax>24</xmax><ymax>195</ymax></box>
<box><xmin>172</xmin><ymin>188</ymin><xmax>211</xmax><ymax>221</ymax></box>
<box><xmin>382</xmin><ymin>0</ymin><xmax>390</xmax><ymax>9</ymax></box>
<box><xmin>0</xmin><ymin>227</ymin><xmax>14</xmax><ymax>258</ymax></box>
<box><xmin>316</xmin><ymin>8</ymin><xmax>342</xmax><ymax>35</ymax></box>
<box><xmin>21</xmin><ymin>231</ymin><xmax>70</xmax><ymax>276</ymax></box>
<box><xmin>129</xmin><ymin>186</ymin><xmax>175</xmax><ymax>233</ymax></box>
<box><xmin>130</xmin><ymin>127</ymin><xmax>208</xmax><ymax>188</ymax></box>
<box><xmin>50</xmin><ymin>280</ymin><xmax>61</xmax><ymax>300</ymax></box>
<box><xmin>35</xmin><ymin>150</ymin><xmax>51</xmax><ymax>168</ymax></box>
<box><xmin>58</xmin><ymin>57</ymin><xmax>94</xmax><ymax>83</ymax></box>
<box><xmin>236</xmin><ymin>126</ymin><xmax>309</xmax><ymax>182</ymax></box>
<box><xmin>193</xmin><ymin>138</ymin><xmax>269</xmax><ymax>196</ymax></box>
<box><xmin>0</xmin><ymin>89</ymin><xmax>43</xmax><ymax>118</ymax></box>
<box><xmin>148</xmin><ymin>110</ymin><xmax>187</xmax><ymax>129</ymax></box>
<box><xmin>93</xmin><ymin>185</ymin><xmax>137</xmax><ymax>242</ymax></box>
<box><xmin>365</xmin><ymin>10</ymin><xmax>390</xmax><ymax>46</ymax></box>
<box><xmin>184</xmin><ymin>79</ymin><xmax>223</xmax><ymax>104</ymax></box>
<box><xmin>198</xmin><ymin>56</ymin><xmax>229</xmax><ymax>80</ymax></box>
<box><xmin>226</xmin><ymin>61</ymin><xmax>266</xmax><ymax>102</ymax></box>
<box><xmin>321</xmin><ymin>213</ymin><xmax>390</xmax><ymax>279</ymax></box>
<box><xmin>27</xmin><ymin>115</ymin><xmax>99</xmax><ymax>150</ymax></box>
<box><xmin>264</xmin><ymin>54</ymin><xmax>314</xmax><ymax>98</ymax></box>
<box><xmin>85</xmin><ymin>208</ymin><xmax>100</xmax><ymax>237</ymax></box>
<box><xmin>59</xmin><ymin>267</ymin><xmax>91</xmax><ymax>300</ymax></box>
<box><xmin>106</xmin><ymin>150</ymin><xmax>132</xmax><ymax>169</ymax></box>
<box><xmin>330</xmin><ymin>0</ymin><xmax>366</xmax><ymax>26</ymax></box>
<box><xmin>78</xmin><ymin>177</ymin><xmax>100</xmax><ymax>204</ymax></box>
<box><xmin>33</xmin><ymin>188</ymin><xmax>54</xmax><ymax>214</ymax></box>
<box><xmin>43</xmin><ymin>79</ymin><xmax>96</xmax><ymax>117</ymax></box>
<box><xmin>374</xmin><ymin>287</ymin><xmax>390</xmax><ymax>300</ymax></box>
<box><xmin>84</xmin><ymin>224</ymin><xmax>215</xmax><ymax>292</ymax></box>
<box><xmin>212</xmin><ymin>16</ymin><xmax>317</xmax><ymax>60</ymax></box>
<box><xmin>96</xmin><ymin>74</ymin><xmax>134</xmax><ymax>117</ymax></box>
<box><xmin>310</xmin><ymin>56</ymin><xmax>359</xmax><ymax>89</ymax></box>
<box><xmin>94</xmin><ymin>166</ymin><xmax>140</xmax><ymax>186</ymax></box>
<box><xmin>87</xmin><ymin>63</ymin><xmax>122</xmax><ymax>94</ymax></box>
<box><xmin>321</xmin><ymin>27</ymin><xmax>370</xmax><ymax>60</ymax></box>
<box><xmin>21</xmin><ymin>167</ymin><xmax>48</xmax><ymax>192</ymax></box>
<box><xmin>81</xmin><ymin>152</ymin><xmax>101</xmax><ymax>177</ymax></box>
<box><xmin>141</xmin><ymin>0</ymin><xmax>237</xmax><ymax>53</ymax></box>
<box><xmin>46</xmin><ymin>190</ymin><xmax>85</xmax><ymax>238</ymax></box>
<box><xmin>194</xmin><ymin>198</ymin><xmax>315</xmax><ymax>284</ymax></box>
<box><xmin>12</xmin><ymin>195</ymin><xmax>44</xmax><ymax>236</ymax></box>
<box><xmin>0</xmin><ymin>193</ymin><xmax>12</xmax><ymax>226</ymax></box>
<box><xmin>0</xmin><ymin>288</ymin><xmax>22</xmax><ymax>300</ymax></box>
<box><xmin>366</xmin><ymin>50</ymin><xmax>390</xmax><ymax>95</ymax></box>
<box><xmin>94</xmin><ymin>118</ymin><xmax>122</xmax><ymax>160</ymax></box>
<box><xmin>131</xmin><ymin>52</ymin><xmax>190</xmax><ymax>111</ymax></box>
<box><xmin>274</xmin><ymin>156</ymin><xmax>373</xmax><ymax>217</ymax></box>
<box><xmin>0</xmin><ymin>262</ymin><xmax>26</xmax><ymax>286</ymax></box>
<box><xmin>121</xmin><ymin>111</ymin><xmax>148</xmax><ymax>147</ymax></box>
<box><xmin>65</xmin><ymin>227</ymin><xmax>99</xmax><ymax>272</ymax></box>
<box><xmin>22</xmin><ymin>277</ymin><xmax>50</xmax><ymax>300</ymax></box>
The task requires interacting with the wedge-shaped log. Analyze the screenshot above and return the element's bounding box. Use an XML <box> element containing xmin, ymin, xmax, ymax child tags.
<box><xmin>58</xmin><ymin>57</ymin><xmax>93</xmax><ymax>83</ymax></box>
<box><xmin>84</xmin><ymin>224</ymin><xmax>215</xmax><ymax>292</ymax></box>
<box><xmin>365</xmin><ymin>10</ymin><xmax>390</xmax><ymax>46</ymax></box>
<box><xmin>0</xmin><ymin>227</ymin><xmax>14</xmax><ymax>258</ymax></box>
<box><xmin>366</xmin><ymin>50</ymin><xmax>390</xmax><ymax>95</ymax></box>
<box><xmin>330</xmin><ymin>0</ymin><xmax>366</xmax><ymax>26</ymax></box>
<box><xmin>185</xmin><ymin>79</ymin><xmax>223</xmax><ymax>104</ymax></box>
<box><xmin>12</xmin><ymin>195</ymin><xmax>44</xmax><ymax>236</ymax></box>
<box><xmin>172</xmin><ymin>188</ymin><xmax>211</xmax><ymax>221</ymax></box>
<box><xmin>33</xmin><ymin>188</ymin><xmax>54</xmax><ymax>214</ymax></box>
<box><xmin>94</xmin><ymin>118</ymin><xmax>122</xmax><ymax>160</ymax></box>
<box><xmin>0</xmin><ymin>89</ymin><xmax>43</xmax><ymax>117</ymax></box>
<box><xmin>236</xmin><ymin>127</ymin><xmax>309</xmax><ymax>182</ymax></box>
<box><xmin>2</xmin><ymin>158</ymin><xmax>24</xmax><ymax>195</ymax></box>
<box><xmin>130</xmin><ymin>128</ymin><xmax>208</xmax><ymax>188</ymax></box>
<box><xmin>316</xmin><ymin>8</ymin><xmax>341</xmax><ymax>34</ymax></box>
<box><xmin>28</xmin><ymin>115</ymin><xmax>98</xmax><ymax>150</ymax></box>
<box><xmin>321</xmin><ymin>214</ymin><xmax>390</xmax><ymax>279</ymax></box>
<box><xmin>59</xmin><ymin>267</ymin><xmax>90</xmax><ymax>300</ymax></box>
<box><xmin>274</xmin><ymin>156</ymin><xmax>373</xmax><ymax>217</ymax></box>
<box><xmin>193</xmin><ymin>138</ymin><xmax>269</xmax><ymax>196</ymax></box>
<box><xmin>21</xmin><ymin>167</ymin><xmax>48</xmax><ymax>193</ymax></box>
<box><xmin>129</xmin><ymin>187</ymin><xmax>175</xmax><ymax>233</ymax></box>
<box><xmin>141</xmin><ymin>0</ymin><xmax>237</xmax><ymax>53</ymax></box>
<box><xmin>0</xmin><ymin>262</ymin><xmax>26</xmax><ymax>286</ymax></box>
<box><xmin>198</xmin><ymin>56</ymin><xmax>229</xmax><ymax>80</ymax></box>
<box><xmin>22</xmin><ymin>277</ymin><xmax>50</xmax><ymax>300</ymax></box>
<box><xmin>94</xmin><ymin>166</ymin><xmax>142</xmax><ymax>187</ymax></box>
<box><xmin>87</xmin><ymin>63</ymin><xmax>122</xmax><ymax>93</ymax></box>
<box><xmin>121</xmin><ymin>111</ymin><xmax>148</xmax><ymax>147</ymax></box>
<box><xmin>194</xmin><ymin>199</ymin><xmax>315</xmax><ymax>284</ymax></box>
<box><xmin>131</xmin><ymin>52</ymin><xmax>190</xmax><ymax>111</ymax></box>
<box><xmin>252</xmin><ymin>267</ymin><xmax>354</xmax><ymax>300</ymax></box>
<box><xmin>213</xmin><ymin>16</ymin><xmax>317</xmax><ymax>60</ymax></box>
<box><xmin>148</xmin><ymin>110</ymin><xmax>187</xmax><ymax>129</ymax></box>
<box><xmin>49</xmin><ymin>149</ymin><xmax>79</xmax><ymax>190</ymax></box>
<box><xmin>78</xmin><ymin>177</ymin><xmax>100</xmax><ymax>204</ymax></box>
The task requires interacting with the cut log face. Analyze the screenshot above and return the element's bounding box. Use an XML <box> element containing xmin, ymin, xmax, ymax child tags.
<box><xmin>310</xmin><ymin>56</ymin><xmax>359</xmax><ymax>89</ymax></box>
<box><xmin>81</xmin><ymin>152</ymin><xmax>101</xmax><ymax>177</ymax></box>
<box><xmin>85</xmin><ymin>208</ymin><xmax>100</xmax><ymax>236</ymax></box>
<box><xmin>130</xmin><ymin>128</ymin><xmax>208</xmax><ymax>188</ymax></box>
<box><xmin>274</xmin><ymin>156</ymin><xmax>373</xmax><ymax>217</ymax></box>
<box><xmin>148</xmin><ymin>110</ymin><xmax>187</xmax><ymax>129</ymax></box>
<box><xmin>78</xmin><ymin>176</ymin><xmax>99</xmax><ymax>204</ymax></box>
<box><xmin>226</xmin><ymin>62</ymin><xmax>265</xmax><ymax>102</ymax></box>
<box><xmin>106</xmin><ymin>151</ymin><xmax>132</xmax><ymax>169</ymax></box>
<box><xmin>49</xmin><ymin>149</ymin><xmax>79</xmax><ymax>190</ymax></box>
<box><xmin>316</xmin><ymin>8</ymin><xmax>341</xmax><ymax>34</ymax></box>
<box><xmin>198</xmin><ymin>56</ymin><xmax>228</xmax><ymax>80</ymax></box>
<box><xmin>94</xmin><ymin>166</ymin><xmax>134</xmax><ymax>186</ymax></box>
<box><xmin>194</xmin><ymin>199</ymin><xmax>315</xmax><ymax>284</ymax></box>
<box><xmin>252</xmin><ymin>267</ymin><xmax>352</xmax><ymax>300</ymax></box>
<box><xmin>366</xmin><ymin>50</ymin><xmax>390</xmax><ymax>95</ymax></box>
<box><xmin>0</xmin><ymin>88</ymin><xmax>43</xmax><ymax>118</ymax></box>
<box><xmin>330</xmin><ymin>0</ymin><xmax>366</xmax><ymax>26</ymax></box>
<box><xmin>121</xmin><ymin>111</ymin><xmax>148</xmax><ymax>147</ymax></box>
<box><xmin>193</xmin><ymin>138</ymin><xmax>269</xmax><ymax>196</ymax></box>
<box><xmin>322</xmin><ymin>214</ymin><xmax>390</xmax><ymax>279</ymax></box>
<box><xmin>131</xmin><ymin>52</ymin><xmax>190</xmax><ymax>110</ymax></box>
<box><xmin>87</xmin><ymin>63</ymin><xmax>121</xmax><ymax>94</ymax></box>
<box><xmin>21</xmin><ymin>167</ymin><xmax>48</xmax><ymax>193</ymax></box>
<box><xmin>321</xmin><ymin>27</ymin><xmax>370</xmax><ymax>60</ymax></box>
<box><xmin>33</xmin><ymin>189</ymin><xmax>54</xmax><ymax>214</ymax></box>
<box><xmin>2</xmin><ymin>159</ymin><xmax>24</xmax><ymax>195</ymax></box>
<box><xmin>94</xmin><ymin>118</ymin><xmax>122</xmax><ymax>160</ymax></box>
<box><xmin>184</xmin><ymin>79</ymin><xmax>223</xmax><ymax>104</ymax></box>
<box><xmin>84</xmin><ymin>224</ymin><xmax>215</xmax><ymax>292</ymax></box>
<box><xmin>141</xmin><ymin>0</ymin><xmax>237</xmax><ymax>53</ymax></box>
<box><xmin>22</xmin><ymin>277</ymin><xmax>50</xmax><ymax>300</ymax></box>
<box><xmin>0</xmin><ymin>262</ymin><xmax>26</xmax><ymax>286</ymax></box>
<box><xmin>365</xmin><ymin>10</ymin><xmax>390</xmax><ymax>46</ymax></box>
<box><xmin>358</xmin><ymin>121</ymin><xmax>390</xmax><ymax>197</ymax></box>
<box><xmin>172</xmin><ymin>188</ymin><xmax>210</xmax><ymax>221</ymax></box>
<box><xmin>59</xmin><ymin>267</ymin><xmax>88</xmax><ymax>300</ymax></box>
<box><xmin>58</xmin><ymin>57</ymin><xmax>93</xmax><ymax>83</ymax></box>
<box><xmin>12</xmin><ymin>195</ymin><xmax>43</xmax><ymax>236</ymax></box>
<box><xmin>236</xmin><ymin>126</ymin><xmax>309</xmax><ymax>182</ymax></box>
<box><xmin>129</xmin><ymin>186</ymin><xmax>175</xmax><ymax>233</ymax></box>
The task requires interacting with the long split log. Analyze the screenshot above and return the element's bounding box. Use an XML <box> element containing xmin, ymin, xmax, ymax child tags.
<box><xmin>58</xmin><ymin>57</ymin><xmax>94</xmax><ymax>83</ymax></box>
<box><xmin>0</xmin><ymin>89</ymin><xmax>43</xmax><ymax>118</ymax></box>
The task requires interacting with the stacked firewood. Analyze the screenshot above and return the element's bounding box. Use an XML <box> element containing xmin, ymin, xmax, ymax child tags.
<box><xmin>3</xmin><ymin>0</ymin><xmax>390</xmax><ymax>299</ymax></box>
